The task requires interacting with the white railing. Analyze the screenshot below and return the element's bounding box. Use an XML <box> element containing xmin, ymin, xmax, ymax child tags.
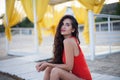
<box><xmin>94</xmin><ymin>15</ymin><xmax>120</xmax><ymax>45</ymax></box>
<box><xmin>79</xmin><ymin>20</ymin><xmax>120</xmax><ymax>32</ymax></box>
<box><xmin>79</xmin><ymin>13</ymin><xmax>120</xmax><ymax>60</ymax></box>
<box><xmin>79</xmin><ymin>20</ymin><xmax>120</xmax><ymax>46</ymax></box>
<box><xmin>93</xmin><ymin>14</ymin><xmax>120</xmax><ymax>59</ymax></box>
<box><xmin>95</xmin><ymin>20</ymin><xmax>120</xmax><ymax>31</ymax></box>
<box><xmin>11</xmin><ymin>28</ymin><xmax>33</xmax><ymax>35</ymax></box>
<box><xmin>7</xmin><ymin>28</ymin><xmax>35</xmax><ymax>56</ymax></box>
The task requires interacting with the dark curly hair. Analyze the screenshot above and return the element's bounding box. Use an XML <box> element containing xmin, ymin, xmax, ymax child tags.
<box><xmin>52</xmin><ymin>15</ymin><xmax>80</xmax><ymax>64</ymax></box>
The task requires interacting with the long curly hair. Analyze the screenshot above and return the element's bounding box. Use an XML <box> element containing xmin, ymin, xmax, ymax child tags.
<box><xmin>52</xmin><ymin>15</ymin><xmax>80</xmax><ymax>64</ymax></box>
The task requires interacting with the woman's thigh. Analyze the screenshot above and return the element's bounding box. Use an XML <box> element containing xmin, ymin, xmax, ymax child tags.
<box><xmin>51</xmin><ymin>67</ymin><xmax>82</xmax><ymax>80</ymax></box>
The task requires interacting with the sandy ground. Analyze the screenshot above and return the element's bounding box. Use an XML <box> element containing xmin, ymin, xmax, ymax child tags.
<box><xmin>87</xmin><ymin>52</ymin><xmax>120</xmax><ymax>77</ymax></box>
<box><xmin>0</xmin><ymin>54</ymin><xmax>19</xmax><ymax>60</ymax></box>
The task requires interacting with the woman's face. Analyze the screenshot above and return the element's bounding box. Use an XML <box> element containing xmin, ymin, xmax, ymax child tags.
<box><xmin>60</xmin><ymin>18</ymin><xmax>74</xmax><ymax>37</ymax></box>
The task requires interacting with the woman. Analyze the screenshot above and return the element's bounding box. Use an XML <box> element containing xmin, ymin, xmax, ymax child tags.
<box><xmin>36</xmin><ymin>15</ymin><xmax>92</xmax><ymax>80</ymax></box>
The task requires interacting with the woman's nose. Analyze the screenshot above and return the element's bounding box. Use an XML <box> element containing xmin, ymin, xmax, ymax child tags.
<box><xmin>62</xmin><ymin>25</ymin><xmax>66</xmax><ymax>28</ymax></box>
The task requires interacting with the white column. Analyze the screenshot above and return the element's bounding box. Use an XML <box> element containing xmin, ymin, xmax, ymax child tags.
<box><xmin>99</xmin><ymin>23</ymin><xmax>101</xmax><ymax>32</ymax></box>
<box><xmin>33</xmin><ymin>0</ymin><xmax>39</xmax><ymax>54</ymax></box>
<box><xmin>88</xmin><ymin>10</ymin><xmax>95</xmax><ymax>60</ymax></box>
<box><xmin>5</xmin><ymin>0</ymin><xmax>9</xmax><ymax>54</ymax></box>
<box><xmin>108</xmin><ymin>16</ymin><xmax>111</xmax><ymax>54</ymax></box>
<box><xmin>108</xmin><ymin>16</ymin><xmax>111</xmax><ymax>32</ymax></box>
<box><xmin>111</xmin><ymin>22</ymin><xmax>113</xmax><ymax>31</ymax></box>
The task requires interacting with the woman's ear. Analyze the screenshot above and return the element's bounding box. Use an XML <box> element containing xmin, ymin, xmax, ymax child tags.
<box><xmin>72</xmin><ymin>29</ymin><xmax>75</xmax><ymax>32</ymax></box>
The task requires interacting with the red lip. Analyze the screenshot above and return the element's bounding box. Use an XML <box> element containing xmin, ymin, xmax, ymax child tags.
<box><xmin>61</xmin><ymin>30</ymin><xmax>66</xmax><ymax>32</ymax></box>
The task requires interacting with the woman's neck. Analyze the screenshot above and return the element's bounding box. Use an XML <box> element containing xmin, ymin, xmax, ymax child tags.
<box><xmin>64</xmin><ymin>35</ymin><xmax>72</xmax><ymax>39</ymax></box>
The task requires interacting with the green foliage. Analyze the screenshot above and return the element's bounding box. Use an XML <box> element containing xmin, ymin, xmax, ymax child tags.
<box><xmin>100</xmin><ymin>2</ymin><xmax>119</xmax><ymax>15</ymax></box>
<box><xmin>116</xmin><ymin>2</ymin><xmax>120</xmax><ymax>15</ymax></box>
<box><xmin>95</xmin><ymin>18</ymin><xmax>107</xmax><ymax>22</ymax></box>
<box><xmin>0</xmin><ymin>17</ymin><xmax>33</xmax><ymax>32</ymax></box>
<box><xmin>0</xmin><ymin>24</ymin><xmax>5</xmax><ymax>32</ymax></box>
<box><xmin>13</xmin><ymin>17</ymin><xmax>34</xmax><ymax>28</ymax></box>
<box><xmin>96</xmin><ymin>2</ymin><xmax>120</xmax><ymax>22</ymax></box>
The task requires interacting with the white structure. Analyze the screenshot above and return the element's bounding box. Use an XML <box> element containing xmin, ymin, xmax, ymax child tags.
<box><xmin>4</xmin><ymin>1</ymin><xmax>120</xmax><ymax>60</ymax></box>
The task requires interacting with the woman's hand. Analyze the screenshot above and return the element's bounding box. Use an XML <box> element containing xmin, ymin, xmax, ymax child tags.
<box><xmin>36</xmin><ymin>61</ymin><xmax>49</xmax><ymax>72</ymax></box>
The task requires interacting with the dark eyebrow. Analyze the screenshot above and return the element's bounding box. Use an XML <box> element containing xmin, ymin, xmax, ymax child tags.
<box><xmin>66</xmin><ymin>23</ymin><xmax>70</xmax><ymax>24</ymax></box>
<box><xmin>65</xmin><ymin>22</ymin><xmax>71</xmax><ymax>25</ymax></box>
<box><xmin>62</xmin><ymin>21</ymin><xmax>71</xmax><ymax>25</ymax></box>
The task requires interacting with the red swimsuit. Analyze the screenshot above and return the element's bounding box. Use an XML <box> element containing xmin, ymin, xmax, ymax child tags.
<box><xmin>62</xmin><ymin>37</ymin><xmax>92</xmax><ymax>80</ymax></box>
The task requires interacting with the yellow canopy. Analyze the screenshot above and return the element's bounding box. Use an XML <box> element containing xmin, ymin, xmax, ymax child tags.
<box><xmin>40</xmin><ymin>5</ymin><xmax>66</xmax><ymax>36</ymax></box>
<box><xmin>3</xmin><ymin>0</ymin><xmax>23</xmax><ymax>41</ymax></box>
<box><xmin>72</xmin><ymin>0</ymin><xmax>105</xmax><ymax>44</ymax></box>
<box><xmin>3</xmin><ymin>0</ymin><xmax>105</xmax><ymax>44</ymax></box>
<box><xmin>21</xmin><ymin>0</ymin><xmax>49</xmax><ymax>44</ymax></box>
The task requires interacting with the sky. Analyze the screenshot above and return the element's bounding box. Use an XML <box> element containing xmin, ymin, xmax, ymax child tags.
<box><xmin>0</xmin><ymin>0</ymin><xmax>119</xmax><ymax>17</ymax></box>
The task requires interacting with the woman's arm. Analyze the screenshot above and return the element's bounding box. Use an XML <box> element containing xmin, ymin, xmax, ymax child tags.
<box><xmin>36</xmin><ymin>38</ymin><xmax>74</xmax><ymax>72</ymax></box>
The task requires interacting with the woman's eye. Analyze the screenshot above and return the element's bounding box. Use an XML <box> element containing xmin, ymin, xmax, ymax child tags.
<box><xmin>66</xmin><ymin>23</ymin><xmax>70</xmax><ymax>26</ymax></box>
<box><xmin>61</xmin><ymin>23</ymin><xmax>64</xmax><ymax>26</ymax></box>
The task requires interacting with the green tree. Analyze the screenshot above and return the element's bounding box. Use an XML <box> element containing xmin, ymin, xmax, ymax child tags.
<box><xmin>0</xmin><ymin>24</ymin><xmax>5</xmax><ymax>32</ymax></box>
<box><xmin>116</xmin><ymin>2</ymin><xmax>120</xmax><ymax>15</ymax></box>
<box><xmin>13</xmin><ymin>17</ymin><xmax>34</xmax><ymax>28</ymax></box>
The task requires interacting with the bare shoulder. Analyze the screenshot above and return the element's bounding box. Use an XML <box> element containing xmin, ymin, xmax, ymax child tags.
<box><xmin>63</xmin><ymin>38</ymin><xmax>75</xmax><ymax>46</ymax></box>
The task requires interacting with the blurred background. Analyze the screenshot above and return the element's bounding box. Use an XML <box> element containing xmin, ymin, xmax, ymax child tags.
<box><xmin>0</xmin><ymin>0</ymin><xmax>120</xmax><ymax>59</ymax></box>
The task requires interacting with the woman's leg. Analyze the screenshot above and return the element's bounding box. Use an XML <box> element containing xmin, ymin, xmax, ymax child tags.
<box><xmin>50</xmin><ymin>67</ymin><xmax>83</xmax><ymax>80</ymax></box>
<box><xmin>43</xmin><ymin>67</ymin><xmax>53</xmax><ymax>80</ymax></box>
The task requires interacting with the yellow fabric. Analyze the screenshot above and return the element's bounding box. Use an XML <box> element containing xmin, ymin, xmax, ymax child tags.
<box><xmin>4</xmin><ymin>0</ymin><xmax>104</xmax><ymax>45</ymax></box>
<box><xmin>40</xmin><ymin>5</ymin><xmax>66</xmax><ymax>36</ymax></box>
<box><xmin>78</xmin><ymin>0</ymin><xmax>105</xmax><ymax>11</ymax></box>
<box><xmin>83</xmin><ymin>12</ymin><xmax>89</xmax><ymax>44</ymax></box>
<box><xmin>77</xmin><ymin>0</ymin><xmax>105</xmax><ymax>44</ymax></box>
<box><xmin>21</xmin><ymin>0</ymin><xmax>33</xmax><ymax>22</ymax></box>
<box><xmin>40</xmin><ymin>5</ymin><xmax>54</xmax><ymax>36</ymax></box>
<box><xmin>36</xmin><ymin>0</ymin><xmax>49</xmax><ymax>44</ymax></box>
<box><xmin>52</xmin><ymin>6</ymin><xmax>66</xmax><ymax>35</ymax></box>
<box><xmin>21</xmin><ymin>0</ymin><xmax>49</xmax><ymax>44</ymax></box>
<box><xmin>3</xmin><ymin>0</ymin><xmax>23</xmax><ymax>41</ymax></box>
<box><xmin>72</xmin><ymin>5</ymin><xmax>87</xmax><ymax>24</ymax></box>
<box><xmin>40</xmin><ymin>5</ymin><xmax>54</xmax><ymax>28</ymax></box>
<box><xmin>72</xmin><ymin>5</ymin><xmax>89</xmax><ymax>44</ymax></box>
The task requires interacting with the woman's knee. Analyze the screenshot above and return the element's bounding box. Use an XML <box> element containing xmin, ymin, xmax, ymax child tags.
<box><xmin>51</xmin><ymin>67</ymin><xmax>61</xmax><ymax>76</ymax></box>
<box><xmin>45</xmin><ymin>67</ymin><xmax>52</xmax><ymax>74</ymax></box>
<box><xmin>50</xmin><ymin>68</ymin><xmax>62</xmax><ymax>80</ymax></box>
